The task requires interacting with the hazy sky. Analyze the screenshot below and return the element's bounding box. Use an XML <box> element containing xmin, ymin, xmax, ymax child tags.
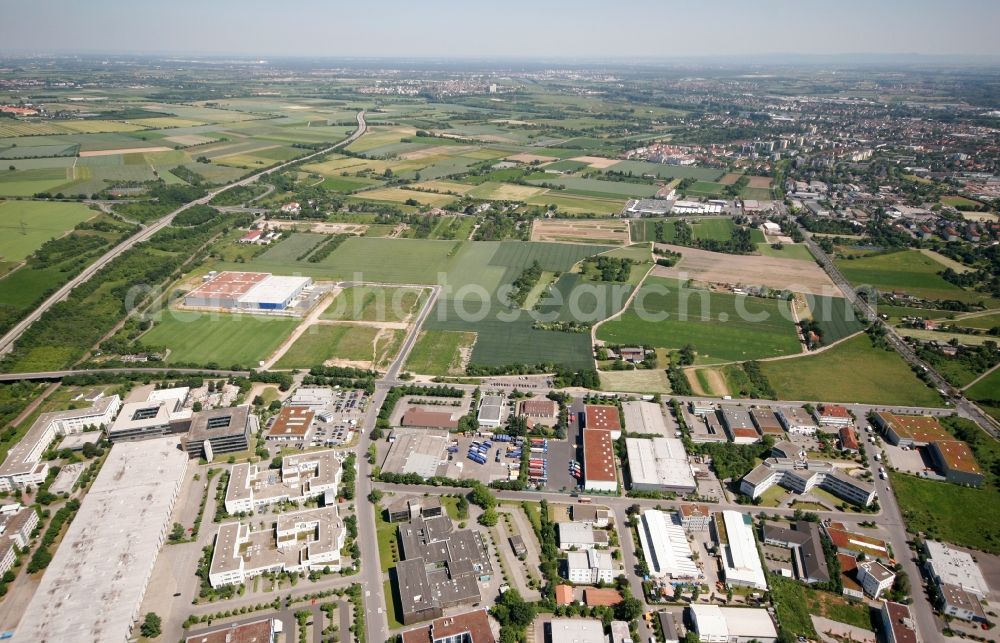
<box><xmin>3</xmin><ymin>0</ymin><xmax>1000</xmax><ymax>59</ymax></box>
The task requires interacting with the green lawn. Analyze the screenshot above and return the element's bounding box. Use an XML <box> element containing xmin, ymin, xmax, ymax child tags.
<box><xmin>322</xmin><ymin>286</ymin><xmax>426</xmax><ymax>323</ymax></box>
<box><xmin>758</xmin><ymin>333</ymin><xmax>943</xmax><ymax>406</ymax></box>
<box><xmin>141</xmin><ymin>312</ymin><xmax>298</xmax><ymax>367</ymax></box>
<box><xmin>768</xmin><ymin>575</ymin><xmax>817</xmax><ymax>638</ymax></box>
<box><xmin>274</xmin><ymin>324</ymin><xmax>403</xmax><ymax>370</ymax></box>
<box><xmin>405</xmin><ymin>329</ymin><xmax>476</xmax><ymax>375</ymax></box>
<box><xmin>891</xmin><ymin>471</ymin><xmax>1000</xmax><ymax>553</ymax></box>
<box><xmin>803</xmin><ymin>586</ymin><xmax>873</xmax><ymax>630</ymax></box>
<box><xmin>837</xmin><ymin>249</ymin><xmax>993</xmax><ymax>305</ymax></box>
<box><xmin>384</xmin><ymin>578</ymin><xmax>404</xmax><ymax>630</ymax></box>
<box><xmin>596</xmin><ymin>277</ymin><xmax>801</xmax><ymax>362</ymax></box>
<box><xmin>375</xmin><ymin>505</ymin><xmax>400</xmax><ymax>572</ymax></box>
<box><xmin>0</xmin><ymin>200</ymin><xmax>97</xmax><ymax>261</ymax></box>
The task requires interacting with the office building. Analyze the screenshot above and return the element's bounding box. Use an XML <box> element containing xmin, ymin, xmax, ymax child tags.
<box><xmin>225</xmin><ymin>449</ymin><xmax>342</xmax><ymax>513</ymax></box>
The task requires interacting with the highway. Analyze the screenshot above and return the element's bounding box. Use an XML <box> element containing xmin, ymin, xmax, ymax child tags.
<box><xmin>0</xmin><ymin>110</ymin><xmax>367</xmax><ymax>359</ymax></box>
<box><xmin>801</xmin><ymin>227</ymin><xmax>1000</xmax><ymax>438</ymax></box>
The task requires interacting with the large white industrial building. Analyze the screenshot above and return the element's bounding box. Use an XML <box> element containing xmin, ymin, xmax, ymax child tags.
<box><xmin>688</xmin><ymin>605</ymin><xmax>778</xmax><ymax>643</ymax></box>
<box><xmin>715</xmin><ymin>511</ymin><xmax>768</xmax><ymax>590</ymax></box>
<box><xmin>13</xmin><ymin>439</ymin><xmax>188</xmax><ymax>643</ymax></box>
<box><xmin>625</xmin><ymin>437</ymin><xmax>696</xmax><ymax>493</ymax></box>
<box><xmin>637</xmin><ymin>510</ymin><xmax>700</xmax><ymax>580</ymax></box>
<box><xmin>184</xmin><ymin>271</ymin><xmax>312</xmax><ymax>312</ymax></box>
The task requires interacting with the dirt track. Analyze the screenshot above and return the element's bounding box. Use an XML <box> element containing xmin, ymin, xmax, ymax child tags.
<box><xmin>652</xmin><ymin>243</ymin><xmax>843</xmax><ymax>296</ymax></box>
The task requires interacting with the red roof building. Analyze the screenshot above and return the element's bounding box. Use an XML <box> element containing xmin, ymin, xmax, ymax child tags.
<box><xmin>583</xmin><ymin>429</ymin><xmax>617</xmax><ymax>492</ymax></box>
<box><xmin>401</xmin><ymin>408</ymin><xmax>459</xmax><ymax>430</ymax></box>
<box><xmin>555</xmin><ymin>585</ymin><xmax>574</xmax><ymax>605</ymax></box>
<box><xmin>584</xmin><ymin>404</ymin><xmax>621</xmax><ymax>438</ymax></box>
<box><xmin>185</xmin><ymin>619</ymin><xmax>274</xmax><ymax>643</ymax></box>
<box><xmin>583</xmin><ymin>588</ymin><xmax>623</xmax><ymax>606</ymax></box>
<box><xmin>400</xmin><ymin>609</ymin><xmax>494</xmax><ymax>643</ymax></box>
<box><xmin>839</xmin><ymin>426</ymin><xmax>859</xmax><ymax>452</ymax></box>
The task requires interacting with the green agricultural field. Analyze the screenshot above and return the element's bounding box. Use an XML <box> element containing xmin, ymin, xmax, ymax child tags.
<box><xmin>759</xmin><ymin>333</ymin><xmax>943</xmax><ymax>406</ymax></box>
<box><xmin>405</xmin><ymin>329</ymin><xmax>477</xmax><ymax>375</ymax></box>
<box><xmin>692</xmin><ymin>218</ymin><xmax>735</xmax><ymax>241</ymax></box>
<box><xmin>323</xmin><ymin>286</ymin><xmax>426</xmax><ymax>323</ymax></box>
<box><xmin>543</xmin><ymin>160</ymin><xmax>589</xmax><ymax>172</ymax></box>
<box><xmin>966</xmin><ymin>369</ymin><xmax>1000</xmax><ymax>422</ymax></box>
<box><xmin>141</xmin><ymin>312</ymin><xmax>298</xmax><ymax>367</ymax></box>
<box><xmin>0</xmin><ymin>201</ymin><xmax>97</xmax><ymax>261</ymax></box>
<box><xmin>255</xmin><ymin>233</ymin><xmax>328</xmax><ymax>263</ymax></box>
<box><xmin>597</xmin><ymin>277</ymin><xmax>800</xmax><ymax>362</ymax></box>
<box><xmin>683</xmin><ymin>181</ymin><xmax>726</xmax><ymax>198</ymax></box>
<box><xmin>603</xmin><ymin>161</ymin><xmax>724</xmax><ymax>181</ymax></box>
<box><xmin>837</xmin><ymin>249</ymin><xmax>993</xmax><ymax>305</ymax></box>
<box><xmin>807</xmin><ymin>295</ymin><xmax>866</xmax><ymax>344</ymax></box>
<box><xmin>525</xmin><ymin>193</ymin><xmax>626</xmax><ymax>216</ymax></box>
<box><xmin>274</xmin><ymin>323</ymin><xmax>403</xmax><ymax>370</ymax></box>
<box><xmin>320</xmin><ymin>175</ymin><xmax>381</xmax><ymax>193</ymax></box>
<box><xmin>891</xmin><ymin>471</ymin><xmax>1000</xmax><ymax>553</ymax></box>
<box><xmin>956</xmin><ymin>311</ymin><xmax>1000</xmax><ymax>330</ymax></box>
<box><xmin>525</xmin><ymin>176</ymin><xmax>659</xmax><ymax>199</ymax></box>
<box><xmin>426</xmin><ymin>298</ymin><xmax>594</xmax><ymax>370</ymax></box>
<box><xmin>740</xmin><ymin>187</ymin><xmax>773</xmax><ymax>200</ymax></box>
<box><xmin>756</xmin><ymin>242</ymin><xmax>814</xmax><ymax>261</ymax></box>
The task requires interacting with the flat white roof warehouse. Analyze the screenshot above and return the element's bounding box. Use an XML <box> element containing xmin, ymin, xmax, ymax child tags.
<box><xmin>13</xmin><ymin>439</ymin><xmax>189</xmax><ymax>643</ymax></box>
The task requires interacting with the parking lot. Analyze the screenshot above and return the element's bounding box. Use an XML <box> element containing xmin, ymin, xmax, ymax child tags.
<box><xmin>543</xmin><ymin>410</ymin><xmax>581</xmax><ymax>492</ymax></box>
<box><xmin>441</xmin><ymin>435</ymin><xmax>522</xmax><ymax>484</ymax></box>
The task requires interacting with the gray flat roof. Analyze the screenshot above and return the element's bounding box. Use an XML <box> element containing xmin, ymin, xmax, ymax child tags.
<box><xmin>13</xmin><ymin>438</ymin><xmax>189</xmax><ymax>643</ymax></box>
<box><xmin>188</xmin><ymin>405</ymin><xmax>251</xmax><ymax>443</ymax></box>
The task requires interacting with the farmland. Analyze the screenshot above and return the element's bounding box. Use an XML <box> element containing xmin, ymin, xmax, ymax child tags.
<box><xmin>322</xmin><ymin>286</ymin><xmax>426</xmax><ymax>323</ymax></box>
<box><xmin>596</xmin><ymin>277</ymin><xmax>801</xmax><ymax>362</ymax></box>
<box><xmin>0</xmin><ymin>200</ymin><xmax>98</xmax><ymax>261</ymax></box>
<box><xmin>530</xmin><ymin>218</ymin><xmax>630</xmax><ymax>245</ymax></box>
<box><xmin>758</xmin><ymin>333</ymin><xmax>943</xmax><ymax>406</ymax></box>
<box><xmin>139</xmin><ymin>312</ymin><xmax>298</xmax><ymax>367</ymax></box>
<box><xmin>836</xmin><ymin>249</ymin><xmax>993</xmax><ymax>305</ymax></box>
<box><xmin>274</xmin><ymin>323</ymin><xmax>404</xmax><ymax>370</ymax></box>
<box><xmin>404</xmin><ymin>329</ymin><xmax>476</xmax><ymax>375</ymax></box>
<box><xmin>806</xmin><ymin>295</ymin><xmax>866</xmax><ymax>344</ymax></box>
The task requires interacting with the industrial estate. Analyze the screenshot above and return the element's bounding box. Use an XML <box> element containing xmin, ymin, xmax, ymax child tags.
<box><xmin>0</xmin><ymin>17</ymin><xmax>999</xmax><ymax>643</ymax></box>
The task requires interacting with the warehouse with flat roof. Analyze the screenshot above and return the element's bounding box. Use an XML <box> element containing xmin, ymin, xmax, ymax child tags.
<box><xmin>637</xmin><ymin>509</ymin><xmax>700</xmax><ymax>579</ymax></box>
<box><xmin>715</xmin><ymin>511</ymin><xmax>767</xmax><ymax>590</ymax></box>
<box><xmin>625</xmin><ymin>437</ymin><xmax>696</xmax><ymax>493</ymax></box>
<box><xmin>13</xmin><ymin>439</ymin><xmax>188</xmax><ymax>643</ymax></box>
<box><xmin>622</xmin><ymin>400</ymin><xmax>669</xmax><ymax>436</ymax></box>
<box><xmin>583</xmin><ymin>429</ymin><xmax>617</xmax><ymax>492</ymax></box>
<box><xmin>584</xmin><ymin>404</ymin><xmax>622</xmax><ymax>439</ymax></box>
<box><xmin>184</xmin><ymin>271</ymin><xmax>311</xmax><ymax>312</ymax></box>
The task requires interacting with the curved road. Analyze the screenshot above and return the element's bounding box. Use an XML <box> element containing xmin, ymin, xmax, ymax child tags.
<box><xmin>0</xmin><ymin>111</ymin><xmax>366</xmax><ymax>359</ymax></box>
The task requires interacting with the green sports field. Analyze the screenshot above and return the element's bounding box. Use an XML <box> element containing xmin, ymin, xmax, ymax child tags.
<box><xmin>758</xmin><ymin>333</ymin><xmax>943</xmax><ymax>406</ymax></box>
<box><xmin>596</xmin><ymin>277</ymin><xmax>800</xmax><ymax>362</ymax></box>
<box><xmin>836</xmin><ymin>249</ymin><xmax>993</xmax><ymax>305</ymax></box>
<box><xmin>756</xmin><ymin>243</ymin><xmax>814</xmax><ymax>261</ymax></box>
<box><xmin>141</xmin><ymin>312</ymin><xmax>298</xmax><ymax>366</ymax></box>
<box><xmin>0</xmin><ymin>201</ymin><xmax>97</xmax><ymax>261</ymax></box>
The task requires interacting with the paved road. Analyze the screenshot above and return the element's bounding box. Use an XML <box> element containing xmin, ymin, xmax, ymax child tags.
<box><xmin>0</xmin><ymin>367</ymin><xmax>250</xmax><ymax>382</ymax></box>
<box><xmin>802</xmin><ymin>227</ymin><xmax>999</xmax><ymax>438</ymax></box>
<box><xmin>0</xmin><ymin>110</ymin><xmax>367</xmax><ymax>359</ymax></box>
<box><xmin>350</xmin><ymin>284</ymin><xmax>441</xmax><ymax>641</ymax></box>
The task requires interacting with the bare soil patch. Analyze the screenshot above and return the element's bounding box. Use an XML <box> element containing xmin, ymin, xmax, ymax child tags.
<box><xmin>266</xmin><ymin>221</ymin><xmax>368</xmax><ymax>235</ymax></box>
<box><xmin>652</xmin><ymin>243</ymin><xmax>842</xmax><ymax>296</ymax></box>
<box><xmin>719</xmin><ymin>173</ymin><xmax>742</xmax><ymax>185</ymax></box>
<box><xmin>531</xmin><ymin>219</ymin><xmax>630</xmax><ymax>244</ymax></box>
<box><xmin>79</xmin><ymin>146</ymin><xmax>172</xmax><ymax>157</ymax></box>
<box><xmin>572</xmin><ymin>156</ymin><xmax>620</xmax><ymax>169</ymax></box>
<box><xmin>747</xmin><ymin>176</ymin><xmax>773</xmax><ymax>188</ymax></box>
